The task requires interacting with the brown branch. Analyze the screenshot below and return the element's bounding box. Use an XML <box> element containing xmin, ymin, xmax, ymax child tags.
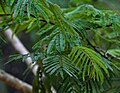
<box><xmin>4</xmin><ymin>28</ymin><xmax>38</xmax><ymax>75</ymax></box>
<box><xmin>0</xmin><ymin>69</ymin><xmax>32</xmax><ymax>93</ymax></box>
<box><xmin>4</xmin><ymin>28</ymin><xmax>57</xmax><ymax>93</ymax></box>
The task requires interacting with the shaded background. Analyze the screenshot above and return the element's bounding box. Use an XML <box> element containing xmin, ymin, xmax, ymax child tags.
<box><xmin>0</xmin><ymin>0</ymin><xmax>120</xmax><ymax>93</ymax></box>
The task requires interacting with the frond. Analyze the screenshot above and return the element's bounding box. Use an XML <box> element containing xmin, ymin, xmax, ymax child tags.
<box><xmin>58</xmin><ymin>76</ymin><xmax>104</xmax><ymax>93</ymax></box>
<box><xmin>33</xmin><ymin>25</ymin><xmax>81</xmax><ymax>53</ymax></box>
<box><xmin>69</xmin><ymin>46</ymin><xmax>109</xmax><ymax>83</ymax></box>
<box><xmin>1</xmin><ymin>1</ymin><xmax>120</xmax><ymax>93</ymax></box>
<box><xmin>9</xmin><ymin>0</ymin><xmax>51</xmax><ymax>22</ymax></box>
<box><xmin>6</xmin><ymin>52</ymin><xmax>43</xmax><ymax>65</ymax></box>
<box><xmin>58</xmin><ymin>77</ymin><xmax>81</xmax><ymax>93</ymax></box>
<box><xmin>43</xmin><ymin>54</ymin><xmax>78</xmax><ymax>78</ymax></box>
<box><xmin>65</xmin><ymin>4</ymin><xmax>104</xmax><ymax>21</ymax></box>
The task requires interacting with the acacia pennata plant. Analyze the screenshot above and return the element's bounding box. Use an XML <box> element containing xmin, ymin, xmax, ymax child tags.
<box><xmin>0</xmin><ymin>0</ymin><xmax>120</xmax><ymax>93</ymax></box>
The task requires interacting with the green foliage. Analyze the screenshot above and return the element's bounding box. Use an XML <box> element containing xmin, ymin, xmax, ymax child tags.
<box><xmin>69</xmin><ymin>46</ymin><xmax>110</xmax><ymax>82</ymax></box>
<box><xmin>43</xmin><ymin>54</ymin><xmax>78</xmax><ymax>78</ymax></box>
<box><xmin>0</xmin><ymin>0</ymin><xmax>120</xmax><ymax>93</ymax></box>
<box><xmin>5</xmin><ymin>52</ymin><xmax>42</xmax><ymax>65</ymax></box>
<box><xmin>106</xmin><ymin>49</ymin><xmax>120</xmax><ymax>58</ymax></box>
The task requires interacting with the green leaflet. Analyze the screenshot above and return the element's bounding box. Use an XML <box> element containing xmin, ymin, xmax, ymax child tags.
<box><xmin>63</xmin><ymin>19</ymin><xmax>78</xmax><ymax>35</ymax></box>
<box><xmin>48</xmin><ymin>65</ymin><xmax>60</xmax><ymax>75</ymax></box>
<box><xmin>36</xmin><ymin>23</ymin><xmax>51</xmax><ymax>35</ymax></box>
<box><xmin>10</xmin><ymin>0</ymin><xmax>33</xmax><ymax>19</ymax></box>
<box><xmin>13</xmin><ymin>0</ymin><xmax>23</xmax><ymax>18</ymax></box>
<box><xmin>69</xmin><ymin>47</ymin><xmax>78</xmax><ymax>60</ymax></box>
<box><xmin>59</xmin><ymin>31</ymin><xmax>65</xmax><ymax>52</ymax></box>
<box><xmin>20</xmin><ymin>0</ymin><xmax>28</xmax><ymax>17</ymax></box>
<box><xmin>76</xmin><ymin>52</ymin><xmax>84</xmax><ymax>66</ymax></box>
<box><xmin>38</xmin><ymin>25</ymin><xmax>58</xmax><ymax>41</ymax></box>
<box><xmin>37</xmin><ymin>25</ymin><xmax>56</xmax><ymax>37</ymax></box>
<box><xmin>39</xmin><ymin>0</ymin><xmax>49</xmax><ymax>7</ymax></box>
<box><xmin>79</xmin><ymin>55</ymin><xmax>87</xmax><ymax>75</ymax></box>
<box><xmin>55</xmin><ymin>34</ymin><xmax>61</xmax><ymax>52</ymax></box>
<box><xmin>47</xmin><ymin>35</ymin><xmax>56</xmax><ymax>54</ymax></box>
<box><xmin>94</xmin><ymin>63</ymin><xmax>104</xmax><ymax>82</ymax></box>
<box><xmin>38</xmin><ymin>3</ymin><xmax>53</xmax><ymax>18</ymax></box>
<box><xmin>72</xmin><ymin>49</ymin><xmax>82</xmax><ymax>64</ymax></box>
<box><xmin>49</xmin><ymin>3</ymin><xmax>65</xmax><ymax>32</ymax></box>
<box><xmin>55</xmin><ymin>32</ymin><xmax>66</xmax><ymax>52</ymax></box>
<box><xmin>34</xmin><ymin>3</ymin><xmax>49</xmax><ymax>22</ymax></box>
<box><xmin>32</xmin><ymin>5</ymin><xmax>40</xmax><ymax>27</ymax></box>
<box><xmin>49</xmin><ymin>2</ymin><xmax>62</xmax><ymax>15</ymax></box>
<box><xmin>82</xmin><ymin>58</ymin><xmax>89</xmax><ymax>81</ymax></box>
<box><xmin>9</xmin><ymin>0</ymin><xmax>15</xmax><ymax>6</ymax></box>
<box><xmin>27</xmin><ymin>19</ymin><xmax>36</xmax><ymax>30</ymax></box>
<box><xmin>27</xmin><ymin>0</ymin><xmax>32</xmax><ymax>18</ymax></box>
<box><xmin>65</xmin><ymin>31</ymin><xmax>74</xmax><ymax>48</ymax></box>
